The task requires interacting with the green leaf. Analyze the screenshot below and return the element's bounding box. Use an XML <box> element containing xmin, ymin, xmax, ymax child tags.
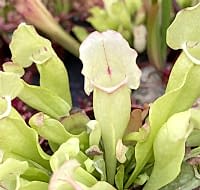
<box><xmin>167</xmin><ymin>3</ymin><xmax>200</xmax><ymax>65</ymax></box>
<box><xmin>18</xmin><ymin>82</ymin><xmax>70</xmax><ymax>119</ymax></box>
<box><xmin>36</xmin><ymin>55</ymin><xmax>72</xmax><ymax>106</ymax></box>
<box><xmin>0</xmin><ymin>71</ymin><xmax>23</xmax><ymax>99</ymax></box>
<box><xmin>30</xmin><ymin>112</ymin><xmax>89</xmax><ymax>150</ymax></box>
<box><xmin>74</xmin><ymin>165</ymin><xmax>98</xmax><ymax>186</ymax></box>
<box><xmin>10</xmin><ymin>23</ymin><xmax>72</xmax><ymax>105</ymax></box>
<box><xmin>87</xmin><ymin>181</ymin><xmax>116</xmax><ymax>190</ymax></box>
<box><xmin>93</xmin><ymin>155</ymin><xmax>107</xmax><ymax>181</ymax></box>
<box><xmin>165</xmin><ymin>53</ymin><xmax>193</xmax><ymax>93</ymax></box>
<box><xmin>61</xmin><ymin>112</ymin><xmax>90</xmax><ymax>150</ymax></box>
<box><xmin>160</xmin><ymin>0</ymin><xmax>172</xmax><ymax>62</ymax></box>
<box><xmin>21</xmin><ymin>166</ymin><xmax>49</xmax><ymax>182</ymax></box>
<box><xmin>102</xmin><ymin>0</ymin><xmax>118</xmax><ymax>13</ymax></box>
<box><xmin>186</xmin><ymin>108</ymin><xmax>200</xmax><ymax>146</ymax></box>
<box><xmin>61</xmin><ymin>112</ymin><xmax>90</xmax><ymax>135</ymax></box>
<box><xmin>84</xmin><ymin>158</ymin><xmax>95</xmax><ymax>173</ymax></box>
<box><xmin>0</xmin><ymin>158</ymin><xmax>28</xmax><ymax>179</ymax></box>
<box><xmin>190</xmin><ymin>108</ymin><xmax>200</xmax><ymax>129</ymax></box>
<box><xmin>125</xmin><ymin>52</ymin><xmax>200</xmax><ymax>188</ymax></box>
<box><xmin>115</xmin><ymin>165</ymin><xmax>124</xmax><ymax>190</ymax></box>
<box><xmin>48</xmin><ymin>141</ymin><xmax>60</xmax><ymax>152</ymax></box>
<box><xmin>88</xmin><ymin>7</ymin><xmax>117</xmax><ymax>31</ymax></box>
<box><xmin>72</xmin><ymin>26</ymin><xmax>89</xmax><ymax>42</ymax></box>
<box><xmin>0</xmin><ymin>71</ymin><xmax>24</xmax><ymax>119</ymax></box>
<box><xmin>187</xmin><ymin>129</ymin><xmax>200</xmax><ymax>147</ymax></box>
<box><xmin>125</xmin><ymin>0</ymin><xmax>142</xmax><ymax>15</ymax></box>
<box><xmin>0</xmin><ymin>108</ymin><xmax>50</xmax><ymax>170</ymax></box>
<box><xmin>87</xmin><ymin>120</ymin><xmax>101</xmax><ymax>147</ymax></box>
<box><xmin>19</xmin><ymin>181</ymin><xmax>48</xmax><ymax>190</ymax></box>
<box><xmin>111</xmin><ymin>2</ymin><xmax>132</xmax><ymax>30</ymax></box>
<box><xmin>146</xmin><ymin>3</ymin><xmax>163</xmax><ymax>70</ymax></box>
<box><xmin>49</xmin><ymin>160</ymin><xmax>97</xmax><ymax>190</ymax></box>
<box><xmin>161</xmin><ymin>162</ymin><xmax>200</xmax><ymax>190</ymax></box>
<box><xmin>0</xmin><ymin>158</ymin><xmax>28</xmax><ymax>190</ymax></box>
<box><xmin>124</xmin><ymin>123</ymin><xmax>149</xmax><ymax>142</ymax></box>
<box><xmin>50</xmin><ymin>138</ymin><xmax>80</xmax><ymax>171</ymax></box>
<box><xmin>176</xmin><ymin>0</ymin><xmax>193</xmax><ymax>8</ymax></box>
<box><xmin>185</xmin><ymin>146</ymin><xmax>200</xmax><ymax>161</ymax></box>
<box><xmin>167</xmin><ymin>3</ymin><xmax>200</xmax><ymax>51</ymax></box>
<box><xmin>143</xmin><ymin>110</ymin><xmax>193</xmax><ymax>190</ymax></box>
<box><xmin>93</xmin><ymin>86</ymin><xmax>131</xmax><ymax>184</ymax></box>
<box><xmin>29</xmin><ymin>112</ymin><xmax>72</xmax><ymax>145</ymax></box>
<box><xmin>2</xmin><ymin>151</ymin><xmax>50</xmax><ymax>183</ymax></box>
<box><xmin>134</xmin><ymin>173</ymin><xmax>149</xmax><ymax>186</ymax></box>
<box><xmin>10</xmin><ymin>23</ymin><xmax>53</xmax><ymax>67</ymax></box>
<box><xmin>88</xmin><ymin>1</ymin><xmax>135</xmax><ymax>43</ymax></box>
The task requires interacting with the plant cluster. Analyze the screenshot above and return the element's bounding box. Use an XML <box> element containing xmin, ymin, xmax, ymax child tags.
<box><xmin>1</xmin><ymin>3</ymin><xmax>200</xmax><ymax>190</ymax></box>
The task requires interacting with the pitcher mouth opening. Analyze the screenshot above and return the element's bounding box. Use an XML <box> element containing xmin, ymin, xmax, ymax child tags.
<box><xmin>182</xmin><ymin>42</ymin><xmax>200</xmax><ymax>65</ymax></box>
<box><xmin>91</xmin><ymin>76</ymin><xmax>128</xmax><ymax>94</ymax></box>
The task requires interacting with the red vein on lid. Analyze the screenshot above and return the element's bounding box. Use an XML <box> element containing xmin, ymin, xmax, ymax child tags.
<box><xmin>102</xmin><ymin>40</ymin><xmax>112</xmax><ymax>78</ymax></box>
